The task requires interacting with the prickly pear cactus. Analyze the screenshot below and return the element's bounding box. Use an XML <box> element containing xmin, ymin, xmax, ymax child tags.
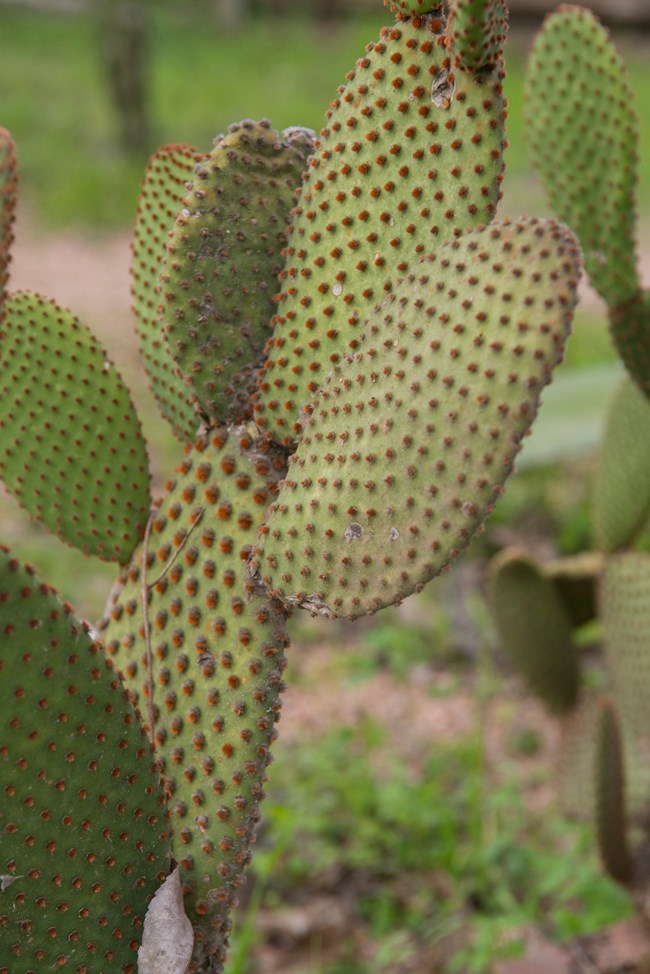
<box><xmin>0</xmin><ymin>291</ymin><xmax>151</xmax><ymax>562</ymax></box>
<box><xmin>161</xmin><ymin>121</ymin><xmax>315</xmax><ymax>427</ymax></box>
<box><xmin>253</xmin><ymin>218</ymin><xmax>580</xmax><ymax>619</ymax></box>
<box><xmin>525</xmin><ymin>4</ymin><xmax>650</xmax><ymax>398</ymax></box>
<box><xmin>0</xmin><ymin>128</ymin><xmax>17</xmax><ymax>307</ymax></box>
<box><xmin>0</xmin><ymin>0</ymin><xmax>588</xmax><ymax>969</ymax></box>
<box><xmin>488</xmin><ymin>547</ymin><xmax>580</xmax><ymax>714</ymax></box>
<box><xmin>97</xmin><ymin>427</ymin><xmax>290</xmax><ymax>969</ymax></box>
<box><xmin>0</xmin><ymin>547</ymin><xmax>170</xmax><ymax>974</ymax></box>
<box><xmin>132</xmin><ymin>143</ymin><xmax>207</xmax><ymax>444</ymax></box>
<box><xmin>595</xmin><ymin>697</ymin><xmax>633</xmax><ymax>884</ymax></box>
<box><xmin>254</xmin><ymin>9</ymin><xmax>508</xmax><ymax>445</ymax></box>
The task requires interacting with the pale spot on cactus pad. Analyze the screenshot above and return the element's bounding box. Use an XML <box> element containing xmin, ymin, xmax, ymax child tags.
<box><xmin>252</xmin><ymin>218</ymin><xmax>581</xmax><ymax>620</ymax></box>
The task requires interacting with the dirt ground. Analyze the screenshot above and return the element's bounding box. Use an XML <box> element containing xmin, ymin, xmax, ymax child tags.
<box><xmin>7</xmin><ymin>211</ymin><xmax>650</xmax><ymax>972</ymax></box>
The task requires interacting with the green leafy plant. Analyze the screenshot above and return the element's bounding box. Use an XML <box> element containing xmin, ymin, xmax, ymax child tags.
<box><xmin>0</xmin><ymin>2</ymin><xmax>586</xmax><ymax>970</ymax></box>
<box><xmin>489</xmin><ymin>2</ymin><xmax>650</xmax><ymax>912</ymax></box>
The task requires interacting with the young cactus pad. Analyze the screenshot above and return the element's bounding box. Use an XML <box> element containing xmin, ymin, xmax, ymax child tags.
<box><xmin>0</xmin><ymin>290</ymin><xmax>151</xmax><ymax>562</ymax></box>
<box><xmin>488</xmin><ymin>547</ymin><xmax>580</xmax><ymax>715</ymax></box>
<box><xmin>253</xmin><ymin>217</ymin><xmax>581</xmax><ymax>620</ymax></box>
<box><xmin>447</xmin><ymin>0</ymin><xmax>509</xmax><ymax>72</ymax></box>
<box><xmin>0</xmin><ymin>547</ymin><xmax>170</xmax><ymax>974</ymax></box>
<box><xmin>161</xmin><ymin>120</ymin><xmax>315</xmax><ymax>426</ymax></box>
<box><xmin>97</xmin><ymin>427</ymin><xmax>290</xmax><ymax>972</ymax></box>
<box><xmin>131</xmin><ymin>143</ymin><xmax>208</xmax><ymax>445</ymax></box>
<box><xmin>255</xmin><ymin>12</ymin><xmax>507</xmax><ymax>445</ymax></box>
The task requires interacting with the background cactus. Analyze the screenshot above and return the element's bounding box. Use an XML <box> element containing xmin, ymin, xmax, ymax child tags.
<box><xmin>0</xmin><ymin>1</ymin><xmax>591</xmax><ymax>970</ymax></box>
<box><xmin>487</xmin><ymin>1</ymin><xmax>650</xmax><ymax>904</ymax></box>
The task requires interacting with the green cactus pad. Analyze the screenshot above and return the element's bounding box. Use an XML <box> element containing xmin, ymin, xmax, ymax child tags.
<box><xmin>255</xmin><ymin>15</ymin><xmax>506</xmax><ymax>445</ymax></box>
<box><xmin>0</xmin><ymin>547</ymin><xmax>170</xmax><ymax>974</ymax></box>
<box><xmin>447</xmin><ymin>0</ymin><xmax>509</xmax><ymax>72</ymax></box>
<box><xmin>525</xmin><ymin>5</ymin><xmax>639</xmax><ymax>310</ymax></box>
<box><xmin>132</xmin><ymin>144</ymin><xmax>207</xmax><ymax>444</ymax></box>
<box><xmin>0</xmin><ymin>290</ymin><xmax>151</xmax><ymax>563</ymax></box>
<box><xmin>161</xmin><ymin>120</ymin><xmax>315</xmax><ymax>426</ymax></box>
<box><xmin>252</xmin><ymin>217</ymin><xmax>581</xmax><ymax>619</ymax></box>
<box><xmin>97</xmin><ymin>427</ymin><xmax>290</xmax><ymax>972</ymax></box>
<box><xmin>0</xmin><ymin>129</ymin><xmax>17</xmax><ymax>309</ymax></box>
<box><xmin>384</xmin><ymin>0</ymin><xmax>442</xmax><ymax>14</ymax></box>
<box><xmin>488</xmin><ymin>548</ymin><xmax>579</xmax><ymax>714</ymax></box>
<box><xmin>546</xmin><ymin>551</ymin><xmax>601</xmax><ymax>629</ymax></box>
<box><xmin>593</xmin><ymin>375</ymin><xmax>650</xmax><ymax>553</ymax></box>
<box><xmin>595</xmin><ymin>697</ymin><xmax>632</xmax><ymax>884</ymax></box>
<box><xmin>600</xmin><ymin>552</ymin><xmax>650</xmax><ymax>737</ymax></box>
<box><xmin>609</xmin><ymin>288</ymin><xmax>650</xmax><ymax>400</ymax></box>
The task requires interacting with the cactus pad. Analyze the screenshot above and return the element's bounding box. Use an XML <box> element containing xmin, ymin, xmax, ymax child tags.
<box><xmin>593</xmin><ymin>375</ymin><xmax>650</xmax><ymax>553</ymax></box>
<box><xmin>447</xmin><ymin>0</ymin><xmax>509</xmax><ymax>72</ymax></box>
<box><xmin>161</xmin><ymin>120</ymin><xmax>315</xmax><ymax>426</ymax></box>
<box><xmin>0</xmin><ymin>290</ymin><xmax>151</xmax><ymax>562</ymax></box>
<box><xmin>98</xmin><ymin>427</ymin><xmax>290</xmax><ymax>972</ymax></box>
<box><xmin>0</xmin><ymin>547</ymin><xmax>170</xmax><ymax>974</ymax></box>
<box><xmin>255</xmin><ymin>14</ymin><xmax>506</xmax><ymax>445</ymax></box>
<box><xmin>253</xmin><ymin>217</ymin><xmax>581</xmax><ymax>619</ymax></box>
<box><xmin>0</xmin><ymin>128</ymin><xmax>17</xmax><ymax>310</ymax></box>
<box><xmin>489</xmin><ymin>548</ymin><xmax>579</xmax><ymax>714</ymax></box>
<box><xmin>600</xmin><ymin>552</ymin><xmax>650</xmax><ymax>737</ymax></box>
<box><xmin>525</xmin><ymin>5</ymin><xmax>639</xmax><ymax>311</ymax></box>
<box><xmin>609</xmin><ymin>288</ymin><xmax>650</xmax><ymax>400</ymax></box>
<box><xmin>595</xmin><ymin>698</ymin><xmax>632</xmax><ymax>884</ymax></box>
<box><xmin>545</xmin><ymin>551</ymin><xmax>601</xmax><ymax>629</ymax></box>
<box><xmin>132</xmin><ymin>144</ymin><xmax>207</xmax><ymax>444</ymax></box>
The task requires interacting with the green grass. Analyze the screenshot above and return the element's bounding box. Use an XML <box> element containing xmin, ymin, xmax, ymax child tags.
<box><xmin>1</xmin><ymin>6</ymin><xmax>648</xmax><ymax>229</ymax></box>
<box><xmin>228</xmin><ymin>713</ymin><xmax>632</xmax><ymax>973</ymax></box>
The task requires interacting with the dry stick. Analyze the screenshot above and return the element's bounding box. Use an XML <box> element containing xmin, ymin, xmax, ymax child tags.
<box><xmin>140</xmin><ymin>507</ymin><xmax>205</xmax><ymax>745</ymax></box>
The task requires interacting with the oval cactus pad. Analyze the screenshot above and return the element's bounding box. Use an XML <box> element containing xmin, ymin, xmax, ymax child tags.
<box><xmin>525</xmin><ymin>5</ymin><xmax>639</xmax><ymax>309</ymax></box>
<box><xmin>447</xmin><ymin>0</ymin><xmax>509</xmax><ymax>72</ymax></box>
<box><xmin>0</xmin><ymin>547</ymin><xmax>170</xmax><ymax>974</ymax></box>
<box><xmin>161</xmin><ymin>120</ymin><xmax>315</xmax><ymax>426</ymax></box>
<box><xmin>0</xmin><ymin>290</ymin><xmax>151</xmax><ymax>563</ymax></box>
<box><xmin>98</xmin><ymin>427</ymin><xmax>290</xmax><ymax>971</ymax></box>
<box><xmin>255</xmin><ymin>14</ymin><xmax>506</xmax><ymax>445</ymax></box>
<box><xmin>253</xmin><ymin>218</ymin><xmax>581</xmax><ymax>619</ymax></box>
<box><xmin>132</xmin><ymin>144</ymin><xmax>208</xmax><ymax>444</ymax></box>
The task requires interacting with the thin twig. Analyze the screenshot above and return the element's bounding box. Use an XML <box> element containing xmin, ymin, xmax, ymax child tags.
<box><xmin>140</xmin><ymin>507</ymin><xmax>205</xmax><ymax>747</ymax></box>
<box><xmin>146</xmin><ymin>508</ymin><xmax>205</xmax><ymax>591</ymax></box>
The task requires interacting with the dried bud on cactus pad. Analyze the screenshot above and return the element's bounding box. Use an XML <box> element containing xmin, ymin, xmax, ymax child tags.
<box><xmin>0</xmin><ymin>547</ymin><xmax>170</xmax><ymax>974</ymax></box>
<box><xmin>161</xmin><ymin>120</ymin><xmax>314</xmax><ymax>427</ymax></box>
<box><xmin>253</xmin><ymin>217</ymin><xmax>581</xmax><ymax>619</ymax></box>
<box><xmin>132</xmin><ymin>144</ymin><xmax>208</xmax><ymax>445</ymax></box>
<box><xmin>0</xmin><ymin>290</ymin><xmax>151</xmax><ymax>563</ymax></box>
<box><xmin>98</xmin><ymin>426</ymin><xmax>290</xmax><ymax>973</ymax></box>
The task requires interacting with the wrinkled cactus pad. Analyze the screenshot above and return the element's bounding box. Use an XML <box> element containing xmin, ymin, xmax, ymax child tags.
<box><xmin>0</xmin><ymin>290</ymin><xmax>151</xmax><ymax>563</ymax></box>
<box><xmin>525</xmin><ymin>5</ymin><xmax>639</xmax><ymax>310</ymax></box>
<box><xmin>253</xmin><ymin>217</ymin><xmax>581</xmax><ymax>619</ymax></box>
<box><xmin>98</xmin><ymin>427</ymin><xmax>290</xmax><ymax>972</ymax></box>
<box><xmin>255</xmin><ymin>14</ymin><xmax>506</xmax><ymax>445</ymax></box>
<box><xmin>489</xmin><ymin>547</ymin><xmax>580</xmax><ymax>714</ymax></box>
<box><xmin>0</xmin><ymin>547</ymin><xmax>170</xmax><ymax>974</ymax></box>
<box><xmin>447</xmin><ymin>0</ymin><xmax>509</xmax><ymax>72</ymax></box>
<box><xmin>593</xmin><ymin>374</ymin><xmax>650</xmax><ymax>553</ymax></box>
<box><xmin>0</xmin><ymin>128</ymin><xmax>17</xmax><ymax>309</ymax></box>
<box><xmin>132</xmin><ymin>143</ymin><xmax>207</xmax><ymax>444</ymax></box>
<box><xmin>161</xmin><ymin>120</ymin><xmax>315</xmax><ymax>426</ymax></box>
